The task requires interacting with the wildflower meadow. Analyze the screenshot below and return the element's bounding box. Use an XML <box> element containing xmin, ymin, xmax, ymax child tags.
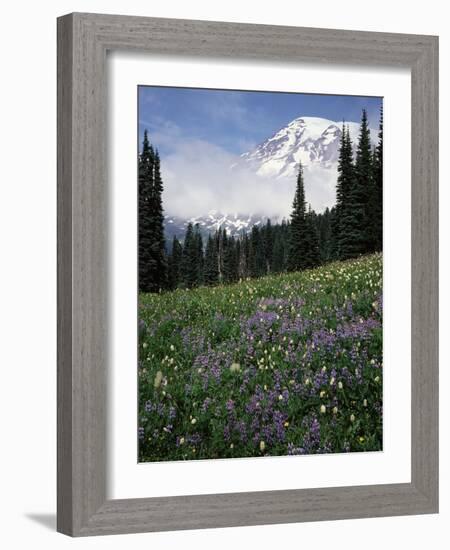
<box><xmin>138</xmin><ymin>253</ymin><xmax>383</xmax><ymax>462</ymax></box>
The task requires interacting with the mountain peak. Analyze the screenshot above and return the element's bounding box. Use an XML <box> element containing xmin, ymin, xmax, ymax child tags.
<box><xmin>234</xmin><ymin>115</ymin><xmax>378</xmax><ymax>212</ymax></box>
<box><xmin>240</xmin><ymin>116</ymin><xmax>358</xmax><ymax>180</ymax></box>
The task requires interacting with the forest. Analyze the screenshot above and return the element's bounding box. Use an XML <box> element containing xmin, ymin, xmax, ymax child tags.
<box><xmin>138</xmin><ymin>108</ymin><xmax>383</xmax><ymax>293</ymax></box>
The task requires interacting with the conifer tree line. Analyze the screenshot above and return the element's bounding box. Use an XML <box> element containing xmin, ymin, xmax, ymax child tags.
<box><xmin>139</xmin><ymin>107</ymin><xmax>383</xmax><ymax>293</ymax></box>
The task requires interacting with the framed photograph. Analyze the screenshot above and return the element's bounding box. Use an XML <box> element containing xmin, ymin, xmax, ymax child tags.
<box><xmin>57</xmin><ymin>13</ymin><xmax>438</xmax><ymax>536</ymax></box>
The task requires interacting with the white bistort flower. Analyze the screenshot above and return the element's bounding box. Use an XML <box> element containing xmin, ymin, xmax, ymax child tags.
<box><xmin>153</xmin><ymin>371</ymin><xmax>163</xmax><ymax>389</ymax></box>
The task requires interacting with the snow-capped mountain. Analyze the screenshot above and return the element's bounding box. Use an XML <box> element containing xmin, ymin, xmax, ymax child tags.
<box><xmin>239</xmin><ymin>116</ymin><xmax>363</xmax><ymax>180</ymax></box>
<box><xmin>165</xmin><ymin>210</ymin><xmax>275</xmax><ymax>242</ymax></box>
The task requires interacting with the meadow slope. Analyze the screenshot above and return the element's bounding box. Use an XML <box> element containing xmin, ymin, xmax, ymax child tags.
<box><xmin>138</xmin><ymin>253</ymin><xmax>382</xmax><ymax>461</ymax></box>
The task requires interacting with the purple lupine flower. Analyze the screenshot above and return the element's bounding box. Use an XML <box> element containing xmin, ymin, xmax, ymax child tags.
<box><xmin>226</xmin><ymin>399</ymin><xmax>235</xmax><ymax>413</ymax></box>
<box><xmin>281</xmin><ymin>389</ymin><xmax>290</xmax><ymax>401</ymax></box>
<box><xmin>201</xmin><ymin>397</ymin><xmax>212</xmax><ymax>412</ymax></box>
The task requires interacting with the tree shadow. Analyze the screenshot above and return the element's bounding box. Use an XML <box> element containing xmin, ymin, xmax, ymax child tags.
<box><xmin>25</xmin><ymin>513</ymin><xmax>56</xmax><ymax>531</ymax></box>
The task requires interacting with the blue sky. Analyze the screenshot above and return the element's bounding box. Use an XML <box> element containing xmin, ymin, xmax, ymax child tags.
<box><xmin>138</xmin><ymin>86</ymin><xmax>382</xmax><ymax>155</ymax></box>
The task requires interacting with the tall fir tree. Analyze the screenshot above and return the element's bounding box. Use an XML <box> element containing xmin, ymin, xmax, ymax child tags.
<box><xmin>353</xmin><ymin>108</ymin><xmax>374</xmax><ymax>254</ymax></box>
<box><xmin>334</xmin><ymin>124</ymin><xmax>358</xmax><ymax>259</ymax></box>
<box><xmin>151</xmin><ymin>149</ymin><xmax>168</xmax><ymax>288</ymax></box>
<box><xmin>138</xmin><ymin>130</ymin><xmax>154</xmax><ymax>292</ymax></box>
<box><xmin>287</xmin><ymin>163</ymin><xmax>308</xmax><ymax>271</ymax></box>
<box><xmin>371</xmin><ymin>106</ymin><xmax>383</xmax><ymax>251</ymax></box>
<box><xmin>139</xmin><ymin>131</ymin><xmax>167</xmax><ymax>292</ymax></box>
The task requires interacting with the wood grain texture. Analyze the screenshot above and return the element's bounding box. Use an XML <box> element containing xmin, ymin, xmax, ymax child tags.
<box><xmin>57</xmin><ymin>13</ymin><xmax>74</xmax><ymax>535</ymax></box>
<box><xmin>410</xmin><ymin>36</ymin><xmax>439</xmax><ymax>506</ymax></box>
<box><xmin>57</xmin><ymin>12</ymin><xmax>439</xmax><ymax>537</ymax></box>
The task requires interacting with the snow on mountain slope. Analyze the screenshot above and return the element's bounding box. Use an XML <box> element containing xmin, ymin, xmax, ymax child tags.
<box><xmin>165</xmin><ymin>211</ymin><xmax>276</xmax><ymax>242</ymax></box>
<box><xmin>240</xmin><ymin>116</ymin><xmax>363</xmax><ymax>180</ymax></box>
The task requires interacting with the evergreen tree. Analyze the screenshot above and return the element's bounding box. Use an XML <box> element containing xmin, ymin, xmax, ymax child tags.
<box><xmin>204</xmin><ymin>235</ymin><xmax>219</xmax><ymax>285</ymax></box>
<box><xmin>353</xmin><ymin>108</ymin><xmax>374</xmax><ymax>254</ymax></box>
<box><xmin>180</xmin><ymin>223</ymin><xmax>198</xmax><ymax>288</ymax></box>
<box><xmin>138</xmin><ymin>130</ymin><xmax>155</xmax><ymax>292</ymax></box>
<box><xmin>238</xmin><ymin>232</ymin><xmax>250</xmax><ymax>279</ymax></box>
<box><xmin>337</xmin><ymin>120</ymin><xmax>367</xmax><ymax>259</ymax></box>
<box><xmin>334</xmin><ymin>124</ymin><xmax>346</xmax><ymax>257</ymax></box>
<box><xmin>280</xmin><ymin>219</ymin><xmax>289</xmax><ymax>271</ymax></box>
<box><xmin>139</xmin><ymin>131</ymin><xmax>167</xmax><ymax>292</ymax></box>
<box><xmin>235</xmin><ymin>239</ymin><xmax>241</xmax><ymax>280</ymax></box>
<box><xmin>151</xmin><ymin>150</ymin><xmax>168</xmax><ymax>288</ymax></box>
<box><xmin>193</xmin><ymin>224</ymin><xmax>204</xmax><ymax>285</ymax></box>
<box><xmin>263</xmin><ymin>219</ymin><xmax>274</xmax><ymax>273</ymax></box>
<box><xmin>304</xmin><ymin>206</ymin><xmax>321</xmax><ymax>268</ymax></box>
<box><xmin>371</xmin><ymin>106</ymin><xmax>383</xmax><ymax>251</ymax></box>
<box><xmin>329</xmin><ymin>206</ymin><xmax>339</xmax><ymax>260</ymax></box>
<box><xmin>316</xmin><ymin>207</ymin><xmax>333</xmax><ymax>262</ymax></box>
<box><xmin>272</xmin><ymin>232</ymin><xmax>285</xmax><ymax>273</ymax></box>
<box><xmin>216</xmin><ymin>228</ymin><xmax>224</xmax><ymax>283</ymax></box>
<box><xmin>219</xmin><ymin>229</ymin><xmax>228</xmax><ymax>282</ymax></box>
<box><xmin>287</xmin><ymin>163</ymin><xmax>308</xmax><ymax>271</ymax></box>
<box><xmin>249</xmin><ymin>225</ymin><xmax>265</xmax><ymax>278</ymax></box>
<box><xmin>223</xmin><ymin>235</ymin><xmax>238</xmax><ymax>283</ymax></box>
<box><xmin>167</xmin><ymin>235</ymin><xmax>182</xmax><ymax>289</ymax></box>
<box><xmin>334</xmin><ymin>124</ymin><xmax>358</xmax><ymax>259</ymax></box>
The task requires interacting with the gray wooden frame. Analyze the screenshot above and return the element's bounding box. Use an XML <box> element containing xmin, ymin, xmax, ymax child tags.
<box><xmin>57</xmin><ymin>12</ymin><xmax>439</xmax><ymax>537</ymax></box>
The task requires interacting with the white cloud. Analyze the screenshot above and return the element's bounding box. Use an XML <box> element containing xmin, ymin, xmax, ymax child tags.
<box><xmin>161</xmin><ymin>136</ymin><xmax>337</xmax><ymax>219</ymax></box>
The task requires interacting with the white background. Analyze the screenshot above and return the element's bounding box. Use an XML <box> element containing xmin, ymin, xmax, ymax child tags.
<box><xmin>109</xmin><ymin>54</ymin><xmax>411</xmax><ymax>498</ymax></box>
<box><xmin>0</xmin><ymin>1</ymin><xmax>447</xmax><ymax>549</ymax></box>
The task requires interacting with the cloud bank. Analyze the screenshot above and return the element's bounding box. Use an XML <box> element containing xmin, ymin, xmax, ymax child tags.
<box><xmin>159</xmin><ymin>135</ymin><xmax>337</xmax><ymax>220</ymax></box>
